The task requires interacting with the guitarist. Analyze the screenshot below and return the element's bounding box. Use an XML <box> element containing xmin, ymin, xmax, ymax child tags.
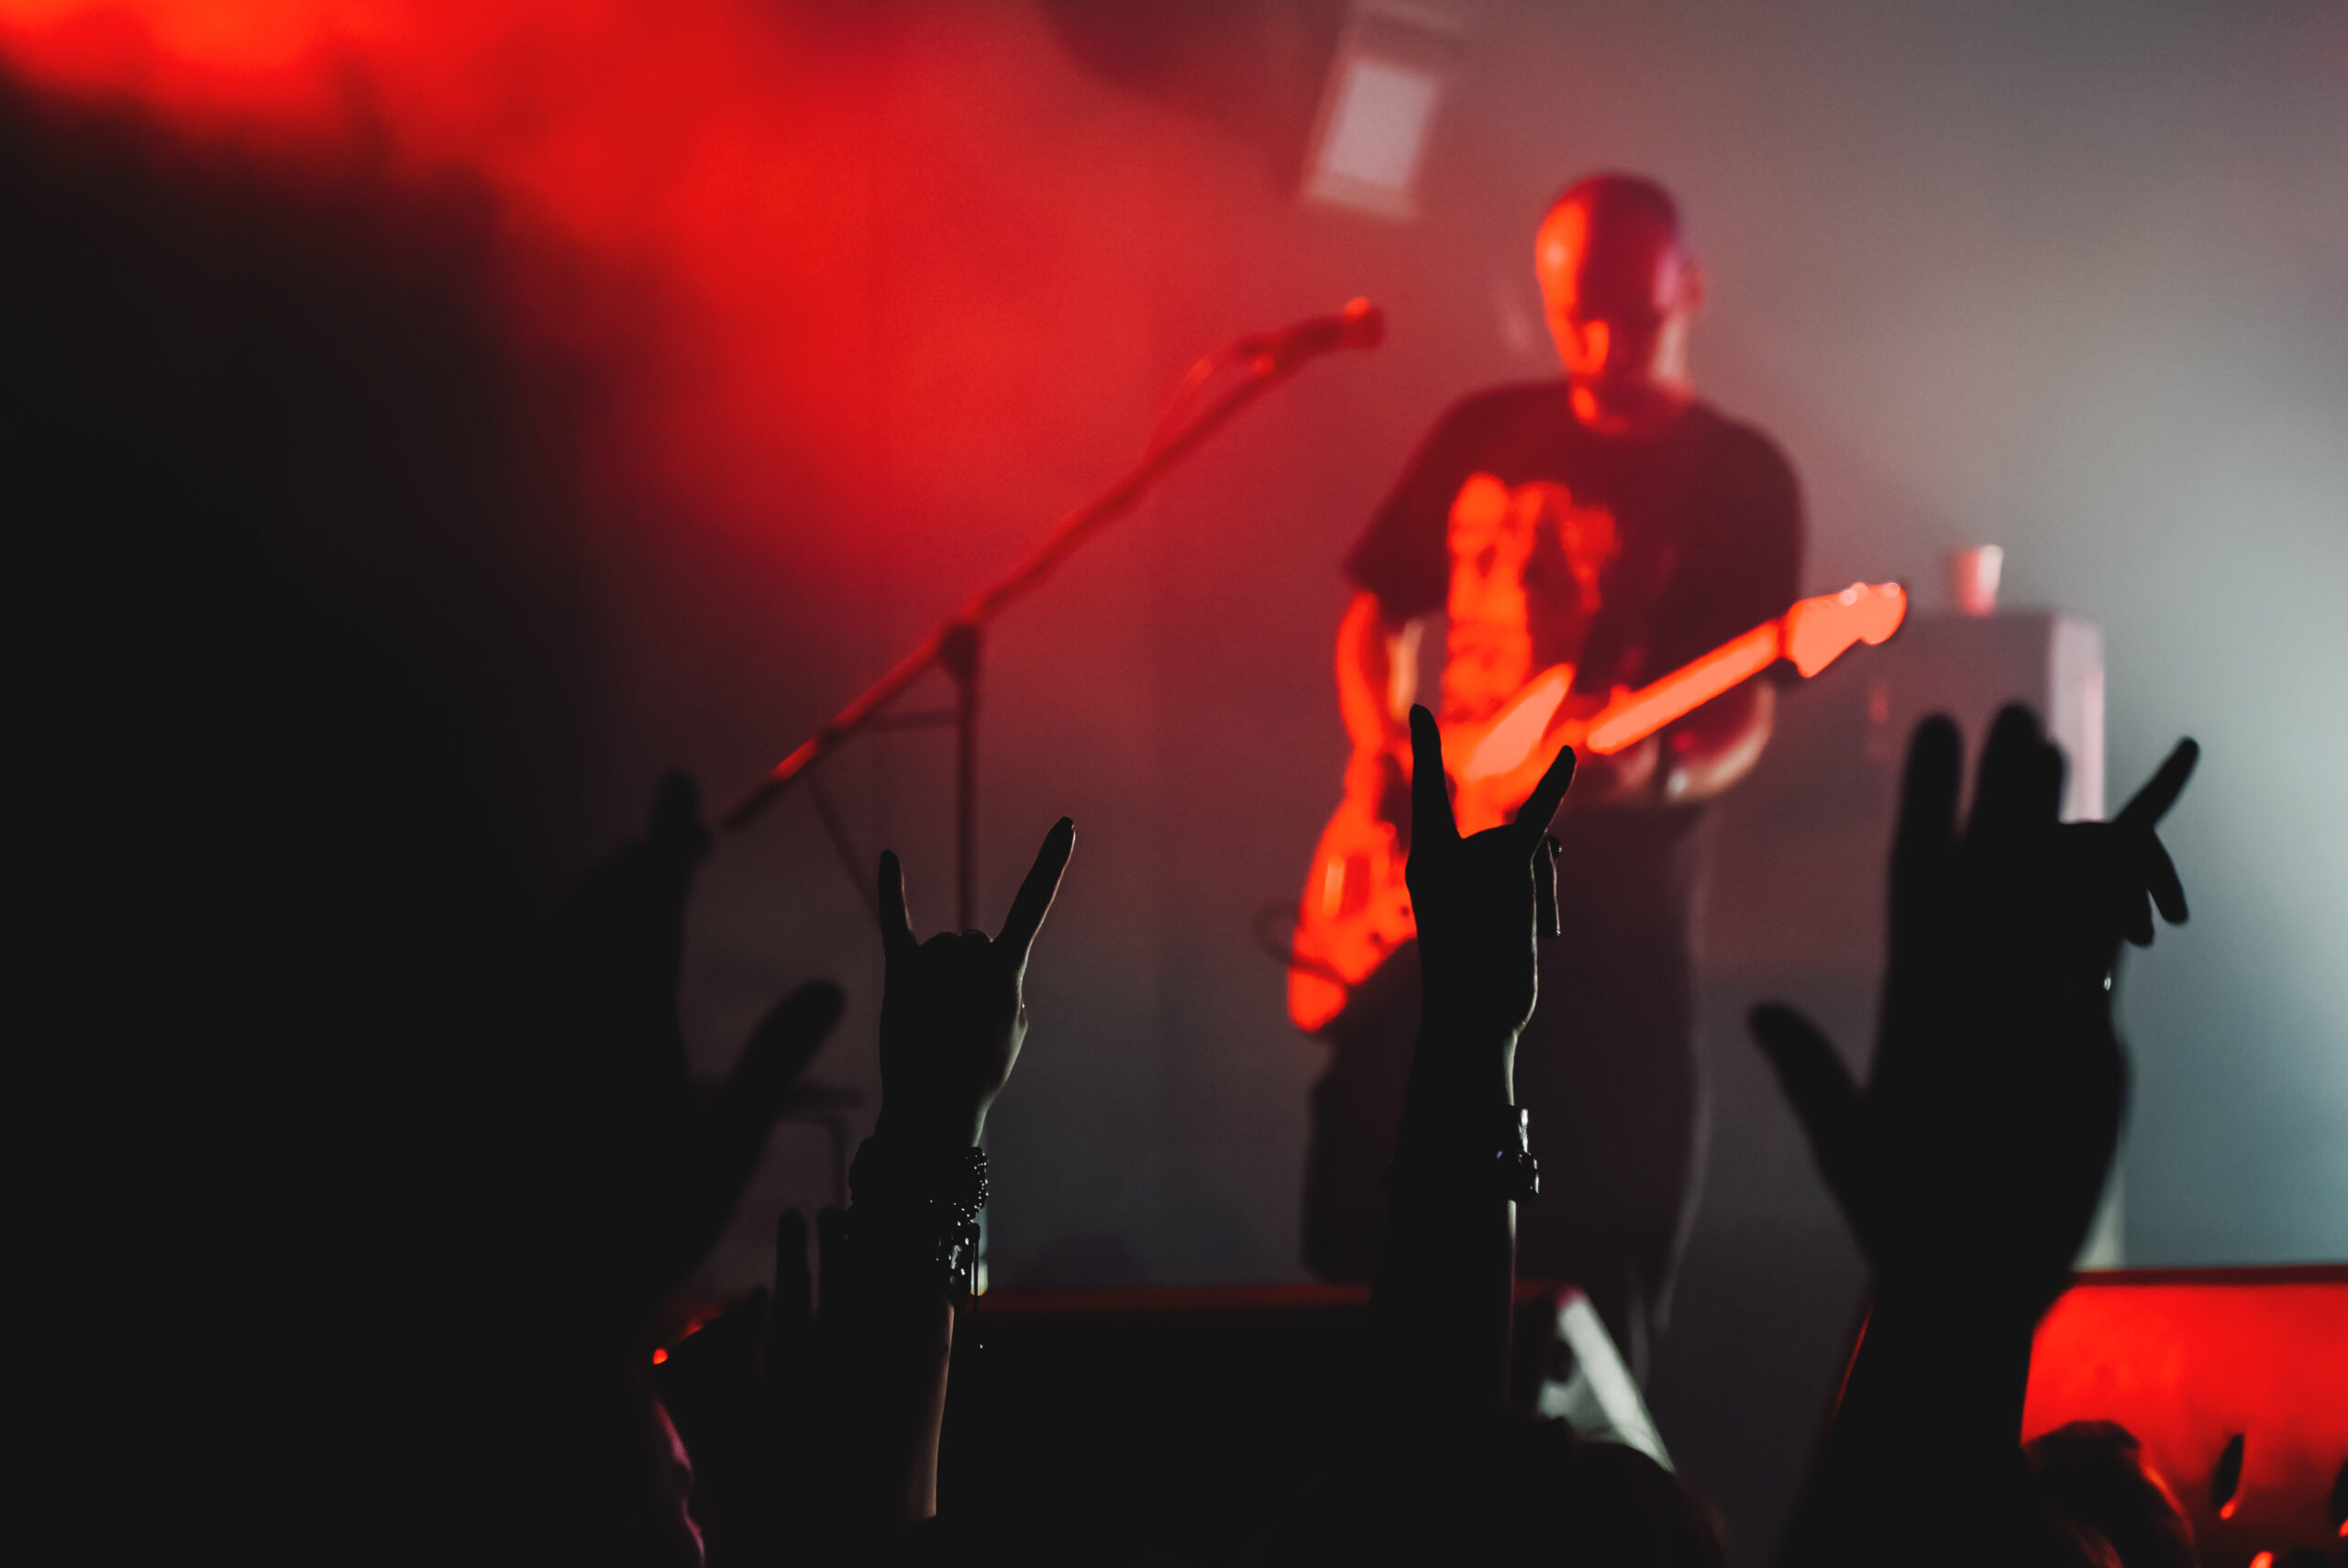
<box><xmin>1305</xmin><ymin>174</ymin><xmax>1803</xmax><ymax>1368</ymax></box>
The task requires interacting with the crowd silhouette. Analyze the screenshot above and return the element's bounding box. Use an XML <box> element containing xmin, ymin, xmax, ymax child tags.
<box><xmin>469</xmin><ymin>695</ymin><xmax>2193</xmax><ymax>1565</ymax></box>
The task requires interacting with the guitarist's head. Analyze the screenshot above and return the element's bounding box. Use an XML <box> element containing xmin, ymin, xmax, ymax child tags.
<box><xmin>1535</xmin><ymin>174</ymin><xmax>1703</xmax><ymax>438</ymax></box>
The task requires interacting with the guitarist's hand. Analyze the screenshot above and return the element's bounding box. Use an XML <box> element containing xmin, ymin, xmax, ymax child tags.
<box><xmin>1403</xmin><ymin>703</ymin><xmax>1575</xmax><ymax>1106</ymax></box>
<box><xmin>1563</xmin><ymin>733</ymin><xmax>1659</xmax><ymax>806</ymax></box>
<box><xmin>1547</xmin><ymin>689</ymin><xmax>1658</xmax><ymax>806</ymax></box>
<box><xmin>1350</xmin><ymin>744</ymin><xmax>1416</xmax><ymax>846</ymax></box>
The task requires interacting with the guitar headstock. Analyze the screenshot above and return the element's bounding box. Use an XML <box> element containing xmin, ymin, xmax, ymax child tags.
<box><xmin>1782</xmin><ymin>581</ymin><xmax>1908</xmax><ymax>678</ymax></box>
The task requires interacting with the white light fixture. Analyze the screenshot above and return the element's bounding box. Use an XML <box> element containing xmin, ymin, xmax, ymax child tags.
<box><xmin>1301</xmin><ymin>2</ymin><xmax>1464</xmax><ymax>221</ymax></box>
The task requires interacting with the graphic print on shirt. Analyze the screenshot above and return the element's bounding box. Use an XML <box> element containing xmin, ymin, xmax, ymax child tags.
<box><xmin>1440</xmin><ymin>471</ymin><xmax>1620</xmax><ymax>724</ymax></box>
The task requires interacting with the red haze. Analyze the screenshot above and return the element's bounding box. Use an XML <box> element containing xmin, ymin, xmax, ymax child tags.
<box><xmin>0</xmin><ymin>1</ymin><xmax>958</xmax><ymax>562</ymax></box>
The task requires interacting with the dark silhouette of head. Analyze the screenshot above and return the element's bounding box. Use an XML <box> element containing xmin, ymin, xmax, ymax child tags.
<box><xmin>2027</xmin><ymin>1421</ymin><xmax>2198</xmax><ymax>1568</ymax></box>
<box><xmin>1291</xmin><ymin>1419</ymin><xmax>1728</xmax><ymax>1564</ymax></box>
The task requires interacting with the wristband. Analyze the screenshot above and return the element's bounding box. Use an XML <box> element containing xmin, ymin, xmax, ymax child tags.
<box><xmin>1385</xmin><ymin>1105</ymin><xmax>1539</xmax><ymax>1202</ymax></box>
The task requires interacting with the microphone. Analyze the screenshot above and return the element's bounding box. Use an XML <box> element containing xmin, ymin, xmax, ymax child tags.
<box><xmin>1235</xmin><ymin>297</ymin><xmax>1385</xmax><ymax>362</ymax></box>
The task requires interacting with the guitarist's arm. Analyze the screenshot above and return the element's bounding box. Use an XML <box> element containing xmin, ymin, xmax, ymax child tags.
<box><xmin>1337</xmin><ymin>592</ymin><xmax>1426</xmax><ymax>823</ymax></box>
<box><xmin>1336</xmin><ymin>591</ymin><xmax>1419</xmax><ymax>754</ymax></box>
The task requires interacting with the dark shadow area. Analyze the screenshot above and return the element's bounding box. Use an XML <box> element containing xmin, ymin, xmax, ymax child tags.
<box><xmin>1037</xmin><ymin>0</ymin><xmax>1346</xmax><ymax>192</ymax></box>
<box><xmin>1646</xmin><ymin>1214</ymin><xmax>1868</xmax><ymax>1562</ymax></box>
<box><xmin>5</xmin><ymin>64</ymin><xmax>601</xmax><ymax>1557</ymax></box>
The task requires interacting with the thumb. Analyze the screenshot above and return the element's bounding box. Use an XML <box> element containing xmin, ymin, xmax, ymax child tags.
<box><xmin>1749</xmin><ymin>1003</ymin><xmax>1866</xmax><ymax>1205</ymax></box>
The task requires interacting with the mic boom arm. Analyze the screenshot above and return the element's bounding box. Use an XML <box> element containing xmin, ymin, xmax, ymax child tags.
<box><xmin>724</xmin><ymin>302</ymin><xmax>1384</xmax><ymax>923</ymax></box>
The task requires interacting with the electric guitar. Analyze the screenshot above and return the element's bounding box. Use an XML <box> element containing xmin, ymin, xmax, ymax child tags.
<box><xmin>1286</xmin><ymin>581</ymin><xmax>1908</xmax><ymax>1032</ymax></box>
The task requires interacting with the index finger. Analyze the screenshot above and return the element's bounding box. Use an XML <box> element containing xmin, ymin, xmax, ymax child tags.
<box><xmin>2115</xmin><ymin>737</ymin><xmax>2198</xmax><ymax>833</ymax></box>
<box><xmin>1894</xmin><ymin>714</ymin><xmax>1962</xmax><ymax>890</ymax></box>
<box><xmin>1408</xmin><ymin>705</ymin><xmax>1459</xmax><ymax>848</ymax></box>
<box><xmin>998</xmin><ymin>816</ymin><xmax>1076</xmax><ymax>970</ymax></box>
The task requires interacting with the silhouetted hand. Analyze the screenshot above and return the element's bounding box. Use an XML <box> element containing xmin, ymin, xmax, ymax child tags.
<box><xmin>546</xmin><ymin>774</ymin><xmax>847</xmax><ymax>1331</ymax></box>
<box><xmin>1403</xmin><ymin>704</ymin><xmax>1573</xmax><ymax>1091</ymax></box>
<box><xmin>873</xmin><ymin>817</ymin><xmax>1076</xmax><ymax>1150</ymax></box>
<box><xmin>648</xmin><ymin>1209</ymin><xmax>828</xmax><ymax>1565</ymax></box>
<box><xmin>1751</xmin><ymin>709</ymin><xmax>2195</xmax><ymax>1320</ymax></box>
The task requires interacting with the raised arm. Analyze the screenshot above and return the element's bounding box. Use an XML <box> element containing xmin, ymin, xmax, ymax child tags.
<box><xmin>813</xmin><ymin>818</ymin><xmax>1075</xmax><ymax>1536</ymax></box>
<box><xmin>1755</xmin><ymin>710</ymin><xmax>2196</xmax><ymax>1566</ymax></box>
<box><xmin>1370</xmin><ymin>705</ymin><xmax>1574</xmax><ymax>1420</ymax></box>
<box><xmin>526</xmin><ymin>775</ymin><xmax>843</xmax><ymax>1564</ymax></box>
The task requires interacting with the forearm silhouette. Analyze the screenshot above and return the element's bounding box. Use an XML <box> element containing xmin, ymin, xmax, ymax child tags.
<box><xmin>1759</xmin><ymin>709</ymin><xmax>2195</xmax><ymax>1567</ymax></box>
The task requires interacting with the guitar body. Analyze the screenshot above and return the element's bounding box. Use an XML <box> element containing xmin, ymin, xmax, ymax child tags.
<box><xmin>1287</xmin><ymin>581</ymin><xmax>1907</xmax><ymax>1033</ymax></box>
<box><xmin>1286</xmin><ymin>789</ymin><xmax>1412</xmax><ymax>1036</ymax></box>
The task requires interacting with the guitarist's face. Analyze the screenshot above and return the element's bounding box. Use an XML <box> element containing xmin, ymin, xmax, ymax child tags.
<box><xmin>1536</xmin><ymin>200</ymin><xmax>1700</xmax><ymax>423</ymax></box>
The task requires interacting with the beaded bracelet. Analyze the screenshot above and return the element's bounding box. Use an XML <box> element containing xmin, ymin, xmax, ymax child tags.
<box><xmin>1385</xmin><ymin>1105</ymin><xmax>1540</xmax><ymax>1203</ymax></box>
<box><xmin>847</xmin><ymin>1140</ymin><xmax>990</xmax><ymax>1299</ymax></box>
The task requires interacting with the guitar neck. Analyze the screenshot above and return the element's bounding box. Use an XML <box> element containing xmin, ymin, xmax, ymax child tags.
<box><xmin>1579</xmin><ymin>581</ymin><xmax>1907</xmax><ymax>756</ymax></box>
<box><xmin>1582</xmin><ymin>624</ymin><xmax>1782</xmax><ymax>755</ymax></box>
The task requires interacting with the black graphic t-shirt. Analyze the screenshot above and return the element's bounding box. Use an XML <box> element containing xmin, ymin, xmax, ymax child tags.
<box><xmin>1346</xmin><ymin>383</ymin><xmax>1803</xmax><ymax>720</ymax></box>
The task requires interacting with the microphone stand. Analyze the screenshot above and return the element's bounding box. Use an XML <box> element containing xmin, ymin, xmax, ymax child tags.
<box><xmin>723</xmin><ymin>335</ymin><xmax>1348</xmax><ymax>932</ymax></box>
